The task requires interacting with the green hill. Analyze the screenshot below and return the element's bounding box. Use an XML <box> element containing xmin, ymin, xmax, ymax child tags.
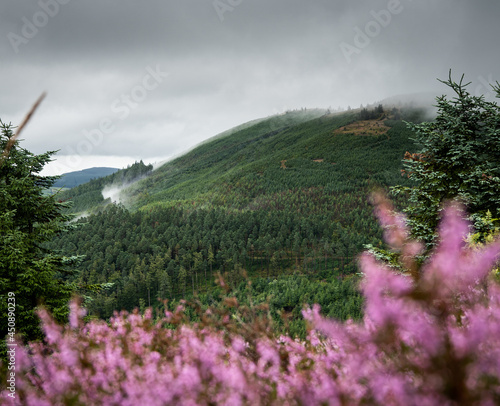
<box><xmin>131</xmin><ymin>109</ymin><xmax>412</xmax><ymax>210</ymax></box>
<box><xmin>49</xmin><ymin>106</ymin><xmax>424</xmax><ymax>335</ymax></box>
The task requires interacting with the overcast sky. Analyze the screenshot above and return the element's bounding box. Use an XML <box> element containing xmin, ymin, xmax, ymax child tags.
<box><xmin>1</xmin><ymin>0</ymin><xmax>499</xmax><ymax>175</ymax></box>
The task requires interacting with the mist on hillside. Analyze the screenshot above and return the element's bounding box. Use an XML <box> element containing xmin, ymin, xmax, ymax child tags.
<box><xmin>102</xmin><ymin>184</ymin><xmax>125</xmax><ymax>205</ymax></box>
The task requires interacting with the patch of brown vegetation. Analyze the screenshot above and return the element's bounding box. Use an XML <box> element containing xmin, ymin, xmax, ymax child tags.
<box><xmin>313</xmin><ymin>159</ymin><xmax>324</xmax><ymax>163</ymax></box>
<box><xmin>333</xmin><ymin>119</ymin><xmax>390</xmax><ymax>136</ymax></box>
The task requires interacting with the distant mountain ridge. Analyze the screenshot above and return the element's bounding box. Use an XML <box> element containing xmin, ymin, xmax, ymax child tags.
<box><xmin>53</xmin><ymin>167</ymin><xmax>119</xmax><ymax>188</ymax></box>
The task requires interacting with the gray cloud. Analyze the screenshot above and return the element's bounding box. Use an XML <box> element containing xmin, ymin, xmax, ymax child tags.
<box><xmin>1</xmin><ymin>0</ymin><xmax>499</xmax><ymax>175</ymax></box>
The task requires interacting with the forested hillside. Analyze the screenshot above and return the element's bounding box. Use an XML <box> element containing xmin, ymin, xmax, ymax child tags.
<box><xmin>48</xmin><ymin>106</ymin><xmax>422</xmax><ymax>333</ymax></box>
<box><xmin>57</xmin><ymin>161</ymin><xmax>153</xmax><ymax>213</ymax></box>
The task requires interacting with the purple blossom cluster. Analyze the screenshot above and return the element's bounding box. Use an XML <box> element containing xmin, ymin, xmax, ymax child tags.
<box><xmin>2</xmin><ymin>200</ymin><xmax>500</xmax><ymax>405</ymax></box>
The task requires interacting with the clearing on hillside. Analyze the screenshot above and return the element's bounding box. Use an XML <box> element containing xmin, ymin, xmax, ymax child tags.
<box><xmin>333</xmin><ymin>119</ymin><xmax>390</xmax><ymax>136</ymax></box>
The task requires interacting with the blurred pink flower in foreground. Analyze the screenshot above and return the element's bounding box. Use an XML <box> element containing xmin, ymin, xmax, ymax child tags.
<box><xmin>2</xmin><ymin>198</ymin><xmax>500</xmax><ymax>405</ymax></box>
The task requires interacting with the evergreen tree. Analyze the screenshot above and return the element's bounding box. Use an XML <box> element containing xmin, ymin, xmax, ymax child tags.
<box><xmin>0</xmin><ymin>119</ymin><xmax>79</xmax><ymax>354</ymax></box>
<box><xmin>393</xmin><ymin>72</ymin><xmax>500</xmax><ymax>246</ymax></box>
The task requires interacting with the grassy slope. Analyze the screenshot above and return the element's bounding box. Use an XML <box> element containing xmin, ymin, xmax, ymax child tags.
<box><xmin>60</xmin><ymin>109</ymin><xmax>328</xmax><ymax>213</ymax></box>
<box><xmin>124</xmin><ymin>109</ymin><xmax>415</xmax><ymax>212</ymax></box>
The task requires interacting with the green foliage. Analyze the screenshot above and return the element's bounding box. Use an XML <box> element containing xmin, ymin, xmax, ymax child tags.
<box><xmin>153</xmin><ymin>271</ymin><xmax>363</xmax><ymax>340</ymax></box>
<box><xmin>235</xmin><ymin>274</ymin><xmax>363</xmax><ymax>339</ymax></box>
<box><xmin>47</xmin><ymin>202</ymin><xmax>363</xmax><ymax>318</ymax></box>
<box><xmin>0</xmin><ymin>121</ymin><xmax>79</xmax><ymax>355</ymax></box>
<box><xmin>393</xmin><ymin>72</ymin><xmax>500</xmax><ymax>246</ymax></box>
<box><xmin>467</xmin><ymin>211</ymin><xmax>500</xmax><ymax>281</ymax></box>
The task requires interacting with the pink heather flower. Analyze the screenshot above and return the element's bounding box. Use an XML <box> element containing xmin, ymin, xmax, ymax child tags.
<box><xmin>257</xmin><ymin>340</ymin><xmax>280</xmax><ymax>371</ymax></box>
<box><xmin>370</xmin><ymin>374</ymin><xmax>411</xmax><ymax>405</ymax></box>
<box><xmin>69</xmin><ymin>299</ymin><xmax>87</xmax><ymax>329</ymax></box>
<box><xmin>231</xmin><ymin>336</ymin><xmax>247</xmax><ymax>353</ymax></box>
<box><xmin>37</xmin><ymin>308</ymin><xmax>63</xmax><ymax>344</ymax></box>
<box><xmin>3</xmin><ymin>198</ymin><xmax>500</xmax><ymax>405</ymax></box>
<box><xmin>371</xmin><ymin>192</ymin><xmax>409</xmax><ymax>250</ymax></box>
